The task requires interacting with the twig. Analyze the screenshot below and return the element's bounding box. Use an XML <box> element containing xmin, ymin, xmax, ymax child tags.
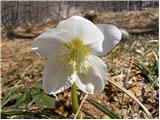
<box><xmin>147</xmin><ymin>40</ymin><xmax>159</xmax><ymax>43</ymax></box>
<box><xmin>107</xmin><ymin>78</ymin><xmax>153</xmax><ymax>118</ymax></box>
<box><xmin>74</xmin><ymin>94</ymin><xmax>88</xmax><ymax>119</ymax></box>
<box><xmin>121</xmin><ymin>57</ymin><xmax>133</xmax><ymax>117</ymax></box>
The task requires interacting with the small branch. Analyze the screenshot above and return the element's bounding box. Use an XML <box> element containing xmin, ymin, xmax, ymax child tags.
<box><xmin>74</xmin><ymin>94</ymin><xmax>88</xmax><ymax>119</ymax></box>
<box><xmin>121</xmin><ymin>57</ymin><xmax>133</xmax><ymax>117</ymax></box>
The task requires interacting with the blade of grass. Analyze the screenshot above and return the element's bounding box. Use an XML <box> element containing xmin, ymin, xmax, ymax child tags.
<box><xmin>87</xmin><ymin>99</ymin><xmax>120</xmax><ymax>119</ymax></box>
<box><xmin>1</xmin><ymin>80</ymin><xmax>22</xmax><ymax>107</ymax></box>
<box><xmin>134</xmin><ymin>59</ymin><xmax>158</xmax><ymax>86</ymax></box>
<box><xmin>107</xmin><ymin>78</ymin><xmax>153</xmax><ymax>118</ymax></box>
<box><xmin>145</xmin><ymin>77</ymin><xmax>158</xmax><ymax>93</ymax></box>
<box><xmin>2</xmin><ymin>109</ymin><xmax>24</xmax><ymax>116</ymax></box>
<box><xmin>1</xmin><ymin>88</ymin><xmax>17</xmax><ymax>107</ymax></box>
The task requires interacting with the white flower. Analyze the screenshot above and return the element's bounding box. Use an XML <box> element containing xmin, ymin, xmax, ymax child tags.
<box><xmin>32</xmin><ymin>16</ymin><xmax>121</xmax><ymax>95</ymax></box>
<box><xmin>96</xmin><ymin>24</ymin><xmax>122</xmax><ymax>56</ymax></box>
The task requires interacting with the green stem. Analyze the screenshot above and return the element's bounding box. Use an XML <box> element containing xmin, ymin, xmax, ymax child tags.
<box><xmin>71</xmin><ymin>82</ymin><xmax>79</xmax><ymax>113</ymax></box>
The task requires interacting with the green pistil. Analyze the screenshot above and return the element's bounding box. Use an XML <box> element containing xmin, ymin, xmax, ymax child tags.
<box><xmin>64</xmin><ymin>38</ymin><xmax>90</xmax><ymax>64</ymax></box>
<box><xmin>55</xmin><ymin>38</ymin><xmax>91</xmax><ymax>73</ymax></box>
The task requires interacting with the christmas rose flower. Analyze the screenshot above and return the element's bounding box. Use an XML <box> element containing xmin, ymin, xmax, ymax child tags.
<box><xmin>32</xmin><ymin>16</ymin><xmax>121</xmax><ymax>95</ymax></box>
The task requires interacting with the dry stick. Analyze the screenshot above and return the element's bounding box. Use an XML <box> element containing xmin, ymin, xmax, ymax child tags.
<box><xmin>121</xmin><ymin>57</ymin><xmax>133</xmax><ymax>117</ymax></box>
<box><xmin>107</xmin><ymin>78</ymin><xmax>153</xmax><ymax>118</ymax></box>
<box><xmin>74</xmin><ymin>94</ymin><xmax>88</xmax><ymax>119</ymax></box>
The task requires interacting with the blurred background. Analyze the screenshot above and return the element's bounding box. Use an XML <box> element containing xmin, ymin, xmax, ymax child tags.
<box><xmin>1</xmin><ymin>1</ymin><xmax>159</xmax><ymax>119</ymax></box>
<box><xmin>1</xmin><ymin>1</ymin><xmax>159</xmax><ymax>29</ymax></box>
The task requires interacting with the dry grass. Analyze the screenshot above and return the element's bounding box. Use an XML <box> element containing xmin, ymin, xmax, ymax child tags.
<box><xmin>1</xmin><ymin>8</ymin><xmax>159</xmax><ymax>119</ymax></box>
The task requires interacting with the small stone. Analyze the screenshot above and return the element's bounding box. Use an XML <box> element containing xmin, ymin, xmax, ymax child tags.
<box><xmin>102</xmin><ymin>115</ymin><xmax>110</xmax><ymax>119</ymax></box>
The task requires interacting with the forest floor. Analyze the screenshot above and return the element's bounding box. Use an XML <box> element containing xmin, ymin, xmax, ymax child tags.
<box><xmin>1</xmin><ymin>8</ymin><xmax>159</xmax><ymax>119</ymax></box>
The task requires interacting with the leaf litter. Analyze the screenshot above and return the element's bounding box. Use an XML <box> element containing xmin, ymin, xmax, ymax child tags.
<box><xmin>1</xmin><ymin>8</ymin><xmax>159</xmax><ymax>119</ymax></box>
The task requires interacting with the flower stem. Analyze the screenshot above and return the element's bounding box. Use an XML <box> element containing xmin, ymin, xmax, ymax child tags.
<box><xmin>71</xmin><ymin>82</ymin><xmax>79</xmax><ymax>114</ymax></box>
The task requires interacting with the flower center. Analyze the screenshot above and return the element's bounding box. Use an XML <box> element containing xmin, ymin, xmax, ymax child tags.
<box><xmin>55</xmin><ymin>38</ymin><xmax>91</xmax><ymax>74</ymax></box>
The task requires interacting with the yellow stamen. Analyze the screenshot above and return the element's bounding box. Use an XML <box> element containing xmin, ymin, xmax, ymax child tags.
<box><xmin>55</xmin><ymin>38</ymin><xmax>91</xmax><ymax>74</ymax></box>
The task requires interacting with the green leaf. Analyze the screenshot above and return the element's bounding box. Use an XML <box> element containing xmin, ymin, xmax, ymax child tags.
<box><xmin>14</xmin><ymin>93</ymin><xmax>27</xmax><ymax>107</ymax></box>
<box><xmin>30</xmin><ymin>88</ymin><xmax>55</xmax><ymax>108</ymax></box>
<box><xmin>139</xmin><ymin>64</ymin><xmax>151</xmax><ymax>75</ymax></box>
<box><xmin>87</xmin><ymin>99</ymin><xmax>120</xmax><ymax>119</ymax></box>
<box><xmin>34</xmin><ymin>94</ymin><xmax>55</xmax><ymax>108</ymax></box>
<box><xmin>33</xmin><ymin>80</ymin><xmax>43</xmax><ymax>90</ymax></box>
<box><xmin>30</xmin><ymin>88</ymin><xmax>41</xmax><ymax>94</ymax></box>
<box><xmin>14</xmin><ymin>89</ymin><xmax>31</xmax><ymax>107</ymax></box>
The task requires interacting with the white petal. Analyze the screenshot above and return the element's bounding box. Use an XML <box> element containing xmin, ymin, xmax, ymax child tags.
<box><xmin>87</xmin><ymin>41</ymin><xmax>103</xmax><ymax>55</ymax></box>
<box><xmin>57</xmin><ymin>16</ymin><xmax>104</xmax><ymax>47</ymax></box>
<box><xmin>43</xmin><ymin>58</ymin><xmax>72</xmax><ymax>95</ymax></box>
<box><xmin>75</xmin><ymin>55</ymin><xmax>107</xmax><ymax>94</ymax></box>
<box><xmin>32</xmin><ymin>28</ymin><xmax>73</xmax><ymax>57</ymax></box>
<box><xmin>96</xmin><ymin>24</ymin><xmax>122</xmax><ymax>56</ymax></box>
